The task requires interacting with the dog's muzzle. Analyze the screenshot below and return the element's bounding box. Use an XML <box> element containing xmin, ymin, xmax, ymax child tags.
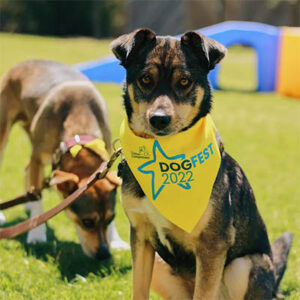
<box><xmin>96</xmin><ymin>244</ymin><xmax>111</xmax><ymax>260</ymax></box>
<box><xmin>150</xmin><ymin>113</ymin><xmax>171</xmax><ymax>131</ymax></box>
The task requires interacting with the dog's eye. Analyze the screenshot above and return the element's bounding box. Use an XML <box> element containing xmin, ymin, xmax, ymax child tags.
<box><xmin>82</xmin><ymin>218</ymin><xmax>95</xmax><ymax>229</ymax></box>
<box><xmin>179</xmin><ymin>77</ymin><xmax>190</xmax><ymax>87</ymax></box>
<box><xmin>140</xmin><ymin>74</ymin><xmax>152</xmax><ymax>85</ymax></box>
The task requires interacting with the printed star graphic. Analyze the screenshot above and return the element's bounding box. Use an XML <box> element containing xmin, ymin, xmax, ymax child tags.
<box><xmin>138</xmin><ymin>140</ymin><xmax>191</xmax><ymax>200</ymax></box>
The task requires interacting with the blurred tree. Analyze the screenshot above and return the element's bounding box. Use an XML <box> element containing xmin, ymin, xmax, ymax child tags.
<box><xmin>0</xmin><ymin>0</ymin><xmax>299</xmax><ymax>38</ymax></box>
<box><xmin>0</xmin><ymin>0</ymin><xmax>125</xmax><ymax>37</ymax></box>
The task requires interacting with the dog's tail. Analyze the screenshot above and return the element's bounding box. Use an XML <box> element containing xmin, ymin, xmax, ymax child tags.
<box><xmin>271</xmin><ymin>232</ymin><xmax>294</xmax><ymax>295</ymax></box>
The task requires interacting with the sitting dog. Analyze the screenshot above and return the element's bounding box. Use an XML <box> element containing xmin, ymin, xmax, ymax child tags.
<box><xmin>0</xmin><ymin>59</ymin><xmax>128</xmax><ymax>259</ymax></box>
<box><xmin>111</xmin><ymin>29</ymin><xmax>293</xmax><ymax>299</ymax></box>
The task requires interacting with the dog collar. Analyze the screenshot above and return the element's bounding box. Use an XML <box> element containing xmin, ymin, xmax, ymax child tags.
<box><xmin>120</xmin><ymin>114</ymin><xmax>221</xmax><ymax>232</ymax></box>
<box><xmin>60</xmin><ymin>135</ymin><xmax>109</xmax><ymax>160</ymax></box>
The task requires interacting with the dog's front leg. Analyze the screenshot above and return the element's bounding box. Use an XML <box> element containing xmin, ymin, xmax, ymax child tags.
<box><xmin>193</xmin><ymin>247</ymin><xmax>227</xmax><ymax>300</ymax></box>
<box><xmin>130</xmin><ymin>226</ymin><xmax>155</xmax><ymax>300</ymax></box>
<box><xmin>0</xmin><ymin>211</ymin><xmax>5</xmax><ymax>225</ymax></box>
<box><xmin>108</xmin><ymin>221</ymin><xmax>130</xmax><ymax>250</ymax></box>
<box><xmin>25</xmin><ymin>155</ymin><xmax>46</xmax><ymax>243</ymax></box>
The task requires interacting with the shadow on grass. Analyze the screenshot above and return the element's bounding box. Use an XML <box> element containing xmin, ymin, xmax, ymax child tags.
<box><xmin>217</xmin><ymin>87</ymin><xmax>258</xmax><ymax>94</ymax></box>
<box><xmin>1</xmin><ymin>217</ymin><xmax>296</xmax><ymax>296</ymax></box>
<box><xmin>1</xmin><ymin>216</ymin><xmax>131</xmax><ymax>281</ymax></box>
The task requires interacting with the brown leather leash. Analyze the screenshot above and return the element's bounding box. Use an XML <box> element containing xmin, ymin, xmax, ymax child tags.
<box><xmin>0</xmin><ymin>148</ymin><xmax>122</xmax><ymax>239</ymax></box>
<box><xmin>0</xmin><ymin>191</ymin><xmax>41</xmax><ymax>210</ymax></box>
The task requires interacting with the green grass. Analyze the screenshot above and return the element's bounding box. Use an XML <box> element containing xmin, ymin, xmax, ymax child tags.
<box><xmin>219</xmin><ymin>45</ymin><xmax>257</xmax><ymax>91</ymax></box>
<box><xmin>0</xmin><ymin>33</ymin><xmax>299</xmax><ymax>299</ymax></box>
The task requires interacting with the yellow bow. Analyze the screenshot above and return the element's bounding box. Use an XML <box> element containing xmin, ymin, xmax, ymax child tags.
<box><xmin>69</xmin><ymin>139</ymin><xmax>109</xmax><ymax>160</ymax></box>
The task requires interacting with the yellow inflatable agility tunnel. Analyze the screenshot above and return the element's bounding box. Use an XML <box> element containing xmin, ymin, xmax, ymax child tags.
<box><xmin>277</xmin><ymin>27</ymin><xmax>300</xmax><ymax>99</ymax></box>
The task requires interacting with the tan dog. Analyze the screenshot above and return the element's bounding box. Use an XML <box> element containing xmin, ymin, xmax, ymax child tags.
<box><xmin>0</xmin><ymin>59</ymin><xmax>129</xmax><ymax>259</ymax></box>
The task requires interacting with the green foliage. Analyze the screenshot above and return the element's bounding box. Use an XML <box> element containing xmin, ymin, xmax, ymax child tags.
<box><xmin>0</xmin><ymin>34</ymin><xmax>299</xmax><ymax>299</ymax></box>
<box><xmin>0</xmin><ymin>0</ymin><xmax>124</xmax><ymax>38</ymax></box>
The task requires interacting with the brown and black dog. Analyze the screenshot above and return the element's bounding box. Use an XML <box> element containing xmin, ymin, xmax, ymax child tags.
<box><xmin>111</xmin><ymin>29</ymin><xmax>293</xmax><ymax>299</ymax></box>
<box><xmin>0</xmin><ymin>59</ymin><xmax>129</xmax><ymax>259</ymax></box>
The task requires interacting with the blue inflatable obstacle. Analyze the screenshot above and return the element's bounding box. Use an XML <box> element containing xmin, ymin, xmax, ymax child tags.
<box><xmin>76</xmin><ymin>55</ymin><xmax>125</xmax><ymax>84</ymax></box>
<box><xmin>198</xmin><ymin>21</ymin><xmax>280</xmax><ymax>92</ymax></box>
<box><xmin>77</xmin><ymin>21</ymin><xmax>280</xmax><ymax>92</ymax></box>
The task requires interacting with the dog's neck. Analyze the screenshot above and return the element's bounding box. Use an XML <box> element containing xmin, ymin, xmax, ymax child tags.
<box><xmin>53</xmin><ymin>135</ymin><xmax>108</xmax><ymax>177</ymax></box>
<box><xmin>60</xmin><ymin>135</ymin><xmax>97</xmax><ymax>152</ymax></box>
<box><xmin>62</xmin><ymin>104</ymin><xmax>104</xmax><ymax>142</ymax></box>
<box><xmin>59</xmin><ymin>148</ymin><xmax>104</xmax><ymax>180</ymax></box>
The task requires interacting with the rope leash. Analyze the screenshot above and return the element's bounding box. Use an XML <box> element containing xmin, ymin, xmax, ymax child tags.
<box><xmin>0</xmin><ymin>147</ymin><xmax>122</xmax><ymax>239</ymax></box>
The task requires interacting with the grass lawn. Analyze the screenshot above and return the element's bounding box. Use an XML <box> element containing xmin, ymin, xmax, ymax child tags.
<box><xmin>0</xmin><ymin>33</ymin><xmax>299</xmax><ymax>299</ymax></box>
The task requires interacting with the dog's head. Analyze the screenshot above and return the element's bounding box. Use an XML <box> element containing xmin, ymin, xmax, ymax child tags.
<box><xmin>111</xmin><ymin>28</ymin><xmax>226</xmax><ymax>137</ymax></box>
<box><xmin>50</xmin><ymin>148</ymin><xmax>121</xmax><ymax>260</ymax></box>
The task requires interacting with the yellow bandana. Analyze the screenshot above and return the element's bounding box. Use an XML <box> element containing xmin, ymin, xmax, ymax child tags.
<box><xmin>120</xmin><ymin>114</ymin><xmax>221</xmax><ymax>232</ymax></box>
<box><xmin>69</xmin><ymin>139</ymin><xmax>109</xmax><ymax>160</ymax></box>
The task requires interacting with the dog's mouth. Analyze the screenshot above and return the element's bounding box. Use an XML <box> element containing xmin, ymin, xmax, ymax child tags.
<box><xmin>151</xmin><ymin>128</ymin><xmax>172</xmax><ymax>137</ymax></box>
<box><xmin>131</xmin><ymin>122</ymin><xmax>174</xmax><ymax>138</ymax></box>
<box><xmin>145</xmin><ymin>124</ymin><xmax>176</xmax><ymax>138</ymax></box>
<box><xmin>133</xmin><ymin>127</ymin><xmax>173</xmax><ymax>138</ymax></box>
<box><xmin>133</xmin><ymin>130</ymin><xmax>155</xmax><ymax>139</ymax></box>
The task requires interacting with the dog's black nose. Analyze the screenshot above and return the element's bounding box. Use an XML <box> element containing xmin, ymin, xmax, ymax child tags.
<box><xmin>96</xmin><ymin>245</ymin><xmax>111</xmax><ymax>260</ymax></box>
<box><xmin>150</xmin><ymin>114</ymin><xmax>171</xmax><ymax>130</ymax></box>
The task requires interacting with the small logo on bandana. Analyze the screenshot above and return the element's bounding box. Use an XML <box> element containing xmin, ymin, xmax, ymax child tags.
<box><xmin>131</xmin><ymin>145</ymin><xmax>150</xmax><ymax>159</ymax></box>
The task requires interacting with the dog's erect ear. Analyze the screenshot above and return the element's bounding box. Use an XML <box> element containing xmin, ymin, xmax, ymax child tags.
<box><xmin>181</xmin><ymin>32</ymin><xmax>227</xmax><ymax>72</ymax></box>
<box><xmin>110</xmin><ymin>28</ymin><xmax>156</xmax><ymax>67</ymax></box>
<box><xmin>50</xmin><ymin>170</ymin><xmax>79</xmax><ymax>194</ymax></box>
<box><xmin>106</xmin><ymin>171</ymin><xmax>122</xmax><ymax>187</ymax></box>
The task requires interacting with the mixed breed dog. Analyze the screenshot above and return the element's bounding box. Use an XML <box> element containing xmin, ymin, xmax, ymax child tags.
<box><xmin>0</xmin><ymin>28</ymin><xmax>293</xmax><ymax>299</ymax></box>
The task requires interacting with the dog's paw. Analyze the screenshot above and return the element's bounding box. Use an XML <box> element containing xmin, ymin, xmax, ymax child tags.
<box><xmin>27</xmin><ymin>224</ymin><xmax>47</xmax><ymax>243</ymax></box>
<box><xmin>0</xmin><ymin>211</ymin><xmax>5</xmax><ymax>225</ymax></box>
<box><xmin>108</xmin><ymin>221</ymin><xmax>130</xmax><ymax>250</ymax></box>
<box><xmin>110</xmin><ymin>239</ymin><xmax>130</xmax><ymax>251</ymax></box>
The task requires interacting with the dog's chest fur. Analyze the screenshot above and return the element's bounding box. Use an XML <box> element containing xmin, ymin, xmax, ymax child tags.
<box><xmin>122</xmin><ymin>192</ymin><xmax>198</xmax><ymax>274</ymax></box>
<box><xmin>119</xmin><ymin>160</ymin><xmax>215</xmax><ymax>274</ymax></box>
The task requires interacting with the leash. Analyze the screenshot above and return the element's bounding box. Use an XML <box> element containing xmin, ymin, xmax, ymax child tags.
<box><xmin>0</xmin><ymin>191</ymin><xmax>41</xmax><ymax>210</ymax></box>
<box><xmin>0</xmin><ymin>179</ymin><xmax>52</xmax><ymax>211</ymax></box>
<box><xmin>0</xmin><ymin>147</ymin><xmax>122</xmax><ymax>239</ymax></box>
